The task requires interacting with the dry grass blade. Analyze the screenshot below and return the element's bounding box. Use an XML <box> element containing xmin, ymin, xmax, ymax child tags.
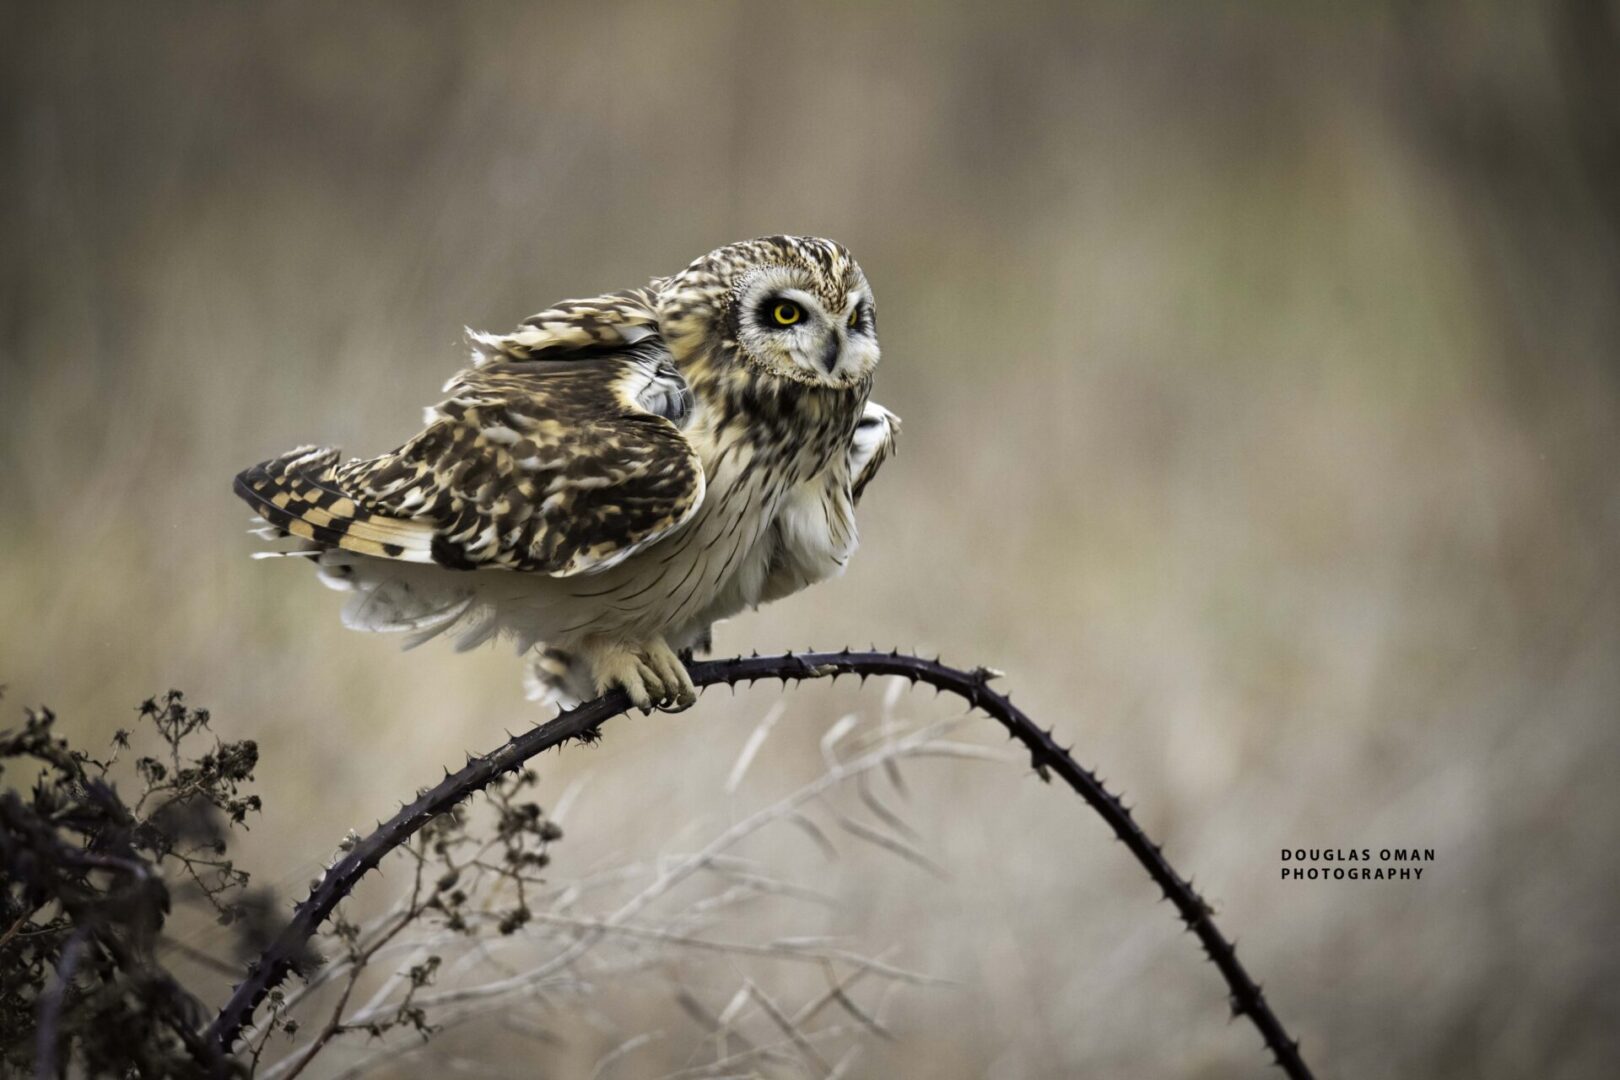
<box><xmin>818</xmin><ymin>713</ymin><xmax>861</xmax><ymax>771</ymax></box>
<box><xmin>747</xmin><ymin>980</ymin><xmax>832</xmax><ymax>1077</ymax></box>
<box><xmin>827</xmin><ymin>805</ymin><xmax>949</xmax><ymax>880</ymax></box>
<box><xmin>589</xmin><ymin>1030</ymin><xmax>665</xmax><ymax>1080</ymax></box>
<box><xmin>725</xmin><ymin>701</ymin><xmax>785</xmax><ymax>794</ymax></box>
<box><xmin>786</xmin><ymin>811</ymin><xmax>839</xmax><ymax>862</ymax></box>
<box><xmin>826</xmin><ymin>1044</ymin><xmax>865</xmax><ymax>1080</ymax></box>
<box><xmin>652</xmin><ymin>1024</ymin><xmax>868</xmax><ymax>1080</ymax></box>
<box><xmin>505</xmin><ymin>910</ymin><xmax>949</xmax><ymax>985</ymax></box>
<box><xmin>855</xmin><ymin>770</ymin><xmax>922</xmax><ymax>842</ymax></box>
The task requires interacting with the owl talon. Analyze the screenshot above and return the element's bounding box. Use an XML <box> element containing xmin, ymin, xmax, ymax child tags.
<box><xmin>622</xmin><ymin>670</ymin><xmax>654</xmax><ymax>713</ymax></box>
<box><xmin>646</xmin><ymin>641</ymin><xmax>696</xmax><ymax>710</ymax></box>
<box><xmin>584</xmin><ymin>638</ymin><xmax>691</xmax><ymax>714</ymax></box>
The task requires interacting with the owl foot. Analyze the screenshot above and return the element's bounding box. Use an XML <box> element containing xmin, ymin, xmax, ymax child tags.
<box><xmin>583</xmin><ymin>637</ymin><xmax>696</xmax><ymax>713</ymax></box>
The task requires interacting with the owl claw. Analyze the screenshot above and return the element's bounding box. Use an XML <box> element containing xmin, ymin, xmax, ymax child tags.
<box><xmin>584</xmin><ymin>637</ymin><xmax>693</xmax><ymax>715</ymax></box>
<box><xmin>645</xmin><ymin>637</ymin><xmax>697</xmax><ymax>711</ymax></box>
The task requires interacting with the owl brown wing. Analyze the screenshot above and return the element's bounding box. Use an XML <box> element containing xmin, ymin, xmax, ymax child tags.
<box><xmin>467</xmin><ymin>280</ymin><xmax>669</xmax><ymax>361</ymax></box>
<box><xmin>234</xmin><ymin>334</ymin><xmax>704</xmax><ymax>577</ymax></box>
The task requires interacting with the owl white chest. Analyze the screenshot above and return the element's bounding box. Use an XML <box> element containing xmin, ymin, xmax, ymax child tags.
<box><xmin>534</xmin><ymin>425</ymin><xmax>851</xmax><ymax>650</ymax></box>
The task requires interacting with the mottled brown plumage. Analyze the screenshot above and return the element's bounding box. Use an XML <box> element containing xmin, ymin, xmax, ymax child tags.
<box><xmin>236</xmin><ymin>237</ymin><xmax>898</xmax><ymax>710</ymax></box>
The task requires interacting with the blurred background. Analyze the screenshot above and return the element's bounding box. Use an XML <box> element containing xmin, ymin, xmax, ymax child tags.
<box><xmin>4</xmin><ymin>2</ymin><xmax>1619</xmax><ymax>1076</ymax></box>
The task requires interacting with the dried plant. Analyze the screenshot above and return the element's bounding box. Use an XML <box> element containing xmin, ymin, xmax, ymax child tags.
<box><xmin>211</xmin><ymin>651</ymin><xmax>1314</xmax><ymax>1078</ymax></box>
<box><xmin>248</xmin><ymin>682</ymin><xmax>981</xmax><ymax>1079</ymax></box>
<box><xmin>2</xmin><ymin>652</ymin><xmax>1315</xmax><ymax>1079</ymax></box>
<box><xmin>0</xmin><ymin>691</ymin><xmax>254</xmax><ymax>1078</ymax></box>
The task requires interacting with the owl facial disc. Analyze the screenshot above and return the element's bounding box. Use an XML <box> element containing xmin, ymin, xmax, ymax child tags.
<box><xmin>732</xmin><ymin>265</ymin><xmax>880</xmax><ymax>388</ymax></box>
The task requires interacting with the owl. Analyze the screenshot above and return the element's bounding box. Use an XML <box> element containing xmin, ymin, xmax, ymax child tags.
<box><xmin>235</xmin><ymin>236</ymin><xmax>898</xmax><ymax>712</ymax></box>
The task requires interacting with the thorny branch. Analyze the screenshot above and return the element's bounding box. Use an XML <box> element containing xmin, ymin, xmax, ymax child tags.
<box><xmin>209</xmin><ymin>650</ymin><xmax>1316</xmax><ymax>1079</ymax></box>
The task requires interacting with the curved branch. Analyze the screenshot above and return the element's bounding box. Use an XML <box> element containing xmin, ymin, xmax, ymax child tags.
<box><xmin>208</xmin><ymin>650</ymin><xmax>1313</xmax><ymax>1079</ymax></box>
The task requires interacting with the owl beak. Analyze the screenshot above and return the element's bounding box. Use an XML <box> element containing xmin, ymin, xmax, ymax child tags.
<box><xmin>818</xmin><ymin>338</ymin><xmax>841</xmax><ymax>374</ymax></box>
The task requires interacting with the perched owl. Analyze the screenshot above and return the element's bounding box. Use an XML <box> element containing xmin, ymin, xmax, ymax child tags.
<box><xmin>235</xmin><ymin>236</ymin><xmax>898</xmax><ymax>711</ymax></box>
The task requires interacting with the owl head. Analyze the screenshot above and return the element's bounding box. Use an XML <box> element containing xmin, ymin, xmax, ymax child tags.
<box><xmin>658</xmin><ymin>236</ymin><xmax>879</xmax><ymax>391</ymax></box>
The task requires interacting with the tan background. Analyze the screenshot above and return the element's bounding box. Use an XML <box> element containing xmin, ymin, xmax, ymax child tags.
<box><xmin>4</xmin><ymin>2</ymin><xmax>1619</xmax><ymax>1077</ymax></box>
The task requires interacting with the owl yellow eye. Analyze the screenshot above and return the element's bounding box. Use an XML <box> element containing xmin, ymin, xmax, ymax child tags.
<box><xmin>771</xmin><ymin>301</ymin><xmax>802</xmax><ymax>327</ymax></box>
<box><xmin>848</xmin><ymin>309</ymin><xmax>859</xmax><ymax>328</ymax></box>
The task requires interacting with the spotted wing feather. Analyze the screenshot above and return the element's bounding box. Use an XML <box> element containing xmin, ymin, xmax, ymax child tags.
<box><xmin>467</xmin><ymin>281</ymin><xmax>668</xmax><ymax>363</ymax></box>
<box><xmin>235</xmin><ymin>336</ymin><xmax>704</xmax><ymax>577</ymax></box>
<box><xmin>236</xmin><ymin>445</ymin><xmax>433</xmax><ymax>560</ymax></box>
